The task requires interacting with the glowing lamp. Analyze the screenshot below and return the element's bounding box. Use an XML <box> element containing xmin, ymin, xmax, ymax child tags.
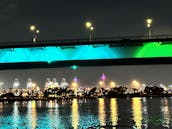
<box><xmin>85</xmin><ymin>22</ymin><xmax>92</xmax><ymax>28</ymax></box>
<box><xmin>146</xmin><ymin>18</ymin><xmax>152</xmax><ymax>24</ymax></box>
<box><xmin>30</xmin><ymin>25</ymin><xmax>36</xmax><ymax>31</ymax></box>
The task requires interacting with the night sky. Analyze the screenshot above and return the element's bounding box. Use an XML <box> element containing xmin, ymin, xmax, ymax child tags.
<box><xmin>0</xmin><ymin>0</ymin><xmax>172</xmax><ymax>42</ymax></box>
<box><xmin>0</xmin><ymin>1</ymin><xmax>172</xmax><ymax>88</ymax></box>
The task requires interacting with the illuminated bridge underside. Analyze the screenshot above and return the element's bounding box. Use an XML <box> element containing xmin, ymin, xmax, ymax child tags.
<box><xmin>0</xmin><ymin>39</ymin><xmax>172</xmax><ymax>69</ymax></box>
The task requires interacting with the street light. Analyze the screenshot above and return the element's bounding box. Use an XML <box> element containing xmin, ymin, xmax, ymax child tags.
<box><xmin>86</xmin><ymin>22</ymin><xmax>92</xmax><ymax>28</ymax></box>
<box><xmin>146</xmin><ymin>18</ymin><xmax>153</xmax><ymax>39</ymax></box>
<box><xmin>30</xmin><ymin>25</ymin><xmax>35</xmax><ymax>31</ymax></box>
<box><xmin>85</xmin><ymin>21</ymin><xmax>94</xmax><ymax>42</ymax></box>
<box><xmin>30</xmin><ymin>25</ymin><xmax>40</xmax><ymax>44</ymax></box>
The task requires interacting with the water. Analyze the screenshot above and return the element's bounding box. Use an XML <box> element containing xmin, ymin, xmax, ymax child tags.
<box><xmin>0</xmin><ymin>97</ymin><xmax>172</xmax><ymax>129</ymax></box>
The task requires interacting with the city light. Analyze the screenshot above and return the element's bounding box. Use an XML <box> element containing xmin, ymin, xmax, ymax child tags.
<box><xmin>110</xmin><ymin>81</ymin><xmax>116</xmax><ymax>88</ymax></box>
<box><xmin>131</xmin><ymin>80</ymin><xmax>141</xmax><ymax>90</ymax></box>
<box><xmin>32</xmin><ymin>83</ymin><xmax>37</xmax><ymax>88</ymax></box>
<box><xmin>101</xmin><ymin>73</ymin><xmax>106</xmax><ymax>82</ymax></box>
<box><xmin>132</xmin><ymin>80</ymin><xmax>139</xmax><ymax>86</ymax></box>
<box><xmin>99</xmin><ymin>81</ymin><xmax>103</xmax><ymax>87</ymax></box>
<box><xmin>72</xmin><ymin>82</ymin><xmax>77</xmax><ymax>87</ymax></box>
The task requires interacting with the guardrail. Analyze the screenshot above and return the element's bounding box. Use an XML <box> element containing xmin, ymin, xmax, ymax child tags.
<box><xmin>0</xmin><ymin>34</ymin><xmax>172</xmax><ymax>48</ymax></box>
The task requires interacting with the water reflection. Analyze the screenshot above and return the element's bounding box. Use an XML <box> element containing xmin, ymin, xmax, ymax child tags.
<box><xmin>98</xmin><ymin>98</ymin><xmax>106</xmax><ymax>126</ymax></box>
<box><xmin>161</xmin><ymin>98</ymin><xmax>171</xmax><ymax>127</ymax></box>
<box><xmin>1</xmin><ymin>98</ymin><xmax>172</xmax><ymax>128</ymax></box>
<box><xmin>12</xmin><ymin>102</ymin><xmax>19</xmax><ymax>128</ymax></box>
<box><xmin>47</xmin><ymin>100</ymin><xmax>60</xmax><ymax>128</ymax></box>
<box><xmin>142</xmin><ymin>97</ymin><xmax>148</xmax><ymax>128</ymax></box>
<box><xmin>132</xmin><ymin>98</ymin><xmax>142</xmax><ymax>129</ymax></box>
<box><xmin>0</xmin><ymin>102</ymin><xmax>3</xmax><ymax>113</ymax></box>
<box><xmin>47</xmin><ymin>100</ymin><xmax>59</xmax><ymax>109</ymax></box>
<box><xmin>71</xmin><ymin>99</ymin><xmax>79</xmax><ymax>129</ymax></box>
<box><xmin>110</xmin><ymin>98</ymin><xmax>118</xmax><ymax>127</ymax></box>
<box><xmin>27</xmin><ymin>101</ymin><xmax>37</xmax><ymax>129</ymax></box>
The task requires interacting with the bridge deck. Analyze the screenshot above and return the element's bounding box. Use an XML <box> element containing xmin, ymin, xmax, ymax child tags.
<box><xmin>0</xmin><ymin>35</ymin><xmax>172</xmax><ymax>69</ymax></box>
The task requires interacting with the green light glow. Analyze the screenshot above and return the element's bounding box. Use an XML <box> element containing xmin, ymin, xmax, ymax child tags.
<box><xmin>1</xmin><ymin>41</ymin><xmax>172</xmax><ymax>64</ymax></box>
<box><xmin>70</xmin><ymin>65</ymin><xmax>79</xmax><ymax>70</ymax></box>
<box><xmin>135</xmin><ymin>42</ymin><xmax>172</xmax><ymax>58</ymax></box>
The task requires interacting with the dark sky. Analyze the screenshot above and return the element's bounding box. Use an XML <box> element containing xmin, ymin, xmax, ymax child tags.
<box><xmin>0</xmin><ymin>1</ymin><xmax>172</xmax><ymax>88</ymax></box>
<box><xmin>0</xmin><ymin>0</ymin><xmax>172</xmax><ymax>42</ymax></box>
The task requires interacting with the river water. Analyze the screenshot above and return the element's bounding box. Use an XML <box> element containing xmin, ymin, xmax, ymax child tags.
<box><xmin>0</xmin><ymin>97</ymin><xmax>171</xmax><ymax>129</ymax></box>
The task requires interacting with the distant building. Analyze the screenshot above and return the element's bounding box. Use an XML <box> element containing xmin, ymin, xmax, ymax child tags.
<box><xmin>52</xmin><ymin>78</ymin><xmax>59</xmax><ymax>87</ymax></box>
<box><xmin>45</xmin><ymin>78</ymin><xmax>52</xmax><ymax>89</ymax></box>
<box><xmin>60</xmin><ymin>78</ymin><xmax>68</xmax><ymax>89</ymax></box>
<box><xmin>26</xmin><ymin>78</ymin><xmax>33</xmax><ymax>89</ymax></box>
<box><xmin>45</xmin><ymin>78</ymin><xmax>59</xmax><ymax>89</ymax></box>
<box><xmin>13</xmin><ymin>78</ymin><xmax>20</xmax><ymax>88</ymax></box>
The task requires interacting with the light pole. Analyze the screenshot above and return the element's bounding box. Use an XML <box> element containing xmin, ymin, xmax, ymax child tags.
<box><xmin>30</xmin><ymin>25</ymin><xmax>40</xmax><ymax>44</ymax></box>
<box><xmin>85</xmin><ymin>21</ymin><xmax>94</xmax><ymax>42</ymax></box>
<box><xmin>146</xmin><ymin>18</ymin><xmax>152</xmax><ymax>39</ymax></box>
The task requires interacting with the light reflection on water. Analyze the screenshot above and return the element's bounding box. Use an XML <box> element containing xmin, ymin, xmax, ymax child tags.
<box><xmin>27</xmin><ymin>101</ymin><xmax>37</xmax><ymax>129</ymax></box>
<box><xmin>47</xmin><ymin>100</ymin><xmax>60</xmax><ymax>128</ymax></box>
<box><xmin>0</xmin><ymin>98</ymin><xmax>172</xmax><ymax>128</ymax></box>
<box><xmin>12</xmin><ymin>102</ymin><xmax>19</xmax><ymax>128</ymax></box>
<box><xmin>71</xmin><ymin>99</ymin><xmax>79</xmax><ymax>129</ymax></box>
<box><xmin>110</xmin><ymin>98</ymin><xmax>118</xmax><ymax>129</ymax></box>
<box><xmin>132</xmin><ymin>98</ymin><xmax>142</xmax><ymax>129</ymax></box>
<box><xmin>161</xmin><ymin>98</ymin><xmax>171</xmax><ymax>128</ymax></box>
<box><xmin>98</xmin><ymin>98</ymin><xmax>106</xmax><ymax>126</ymax></box>
<box><xmin>142</xmin><ymin>97</ymin><xmax>148</xmax><ymax>128</ymax></box>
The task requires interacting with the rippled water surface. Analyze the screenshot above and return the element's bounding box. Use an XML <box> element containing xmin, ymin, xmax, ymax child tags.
<box><xmin>0</xmin><ymin>97</ymin><xmax>172</xmax><ymax>129</ymax></box>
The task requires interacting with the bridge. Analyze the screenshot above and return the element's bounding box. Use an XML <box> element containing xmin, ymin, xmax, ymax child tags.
<box><xmin>1</xmin><ymin>35</ymin><xmax>172</xmax><ymax>69</ymax></box>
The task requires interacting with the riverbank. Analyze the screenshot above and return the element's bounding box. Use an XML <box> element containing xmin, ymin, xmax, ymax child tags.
<box><xmin>0</xmin><ymin>94</ymin><xmax>172</xmax><ymax>102</ymax></box>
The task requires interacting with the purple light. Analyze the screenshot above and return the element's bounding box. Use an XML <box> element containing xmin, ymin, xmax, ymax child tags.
<box><xmin>73</xmin><ymin>76</ymin><xmax>78</xmax><ymax>82</ymax></box>
<box><xmin>101</xmin><ymin>73</ymin><xmax>106</xmax><ymax>81</ymax></box>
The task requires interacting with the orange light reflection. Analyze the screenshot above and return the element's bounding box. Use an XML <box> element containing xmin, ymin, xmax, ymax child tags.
<box><xmin>71</xmin><ymin>99</ymin><xmax>79</xmax><ymax>129</ymax></box>
<box><xmin>132</xmin><ymin>98</ymin><xmax>142</xmax><ymax>129</ymax></box>
<box><xmin>98</xmin><ymin>98</ymin><xmax>106</xmax><ymax>126</ymax></box>
<box><xmin>27</xmin><ymin>101</ymin><xmax>37</xmax><ymax>129</ymax></box>
<box><xmin>110</xmin><ymin>98</ymin><xmax>118</xmax><ymax>127</ymax></box>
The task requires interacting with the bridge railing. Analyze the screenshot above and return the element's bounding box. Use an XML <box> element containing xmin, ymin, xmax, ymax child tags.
<box><xmin>0</xmin><ymin>34</ymin><xmax>172</xmax><ymax>48</ymax></box>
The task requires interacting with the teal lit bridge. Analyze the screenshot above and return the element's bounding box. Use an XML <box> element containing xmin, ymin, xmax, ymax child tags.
<box><xmin>1</xmin><ymin>35</ymin><xmax>172</xmax><ymax>69</ymax></box>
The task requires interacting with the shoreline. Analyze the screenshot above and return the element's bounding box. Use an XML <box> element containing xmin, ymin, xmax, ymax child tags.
<box><xmin>0</xmin><ymin>94</ymin><xmax>172</xmax><ymax>102</ymax></box>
